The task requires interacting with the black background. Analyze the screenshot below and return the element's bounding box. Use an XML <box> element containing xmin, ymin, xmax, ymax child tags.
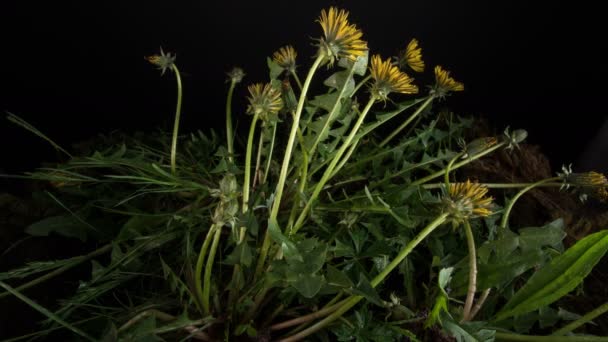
<box><xmin>2</xmin><ymin>0</ymin><xmax>606</xmax><ymax>176</ymax></box>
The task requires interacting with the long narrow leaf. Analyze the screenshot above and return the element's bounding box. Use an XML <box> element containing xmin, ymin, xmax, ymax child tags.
<box><xmin>0</xmin><ymin>281</ymin><xmax>96</xmax><ymax>341</ymax></box>
<box><xmin>494</xmin><ymin>230</ymin><xmax>608</xmax><ymax>321</ymax></box>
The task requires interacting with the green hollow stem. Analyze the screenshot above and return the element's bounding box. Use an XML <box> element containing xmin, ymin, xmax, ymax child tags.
<box><xmin>331</xmin><ymin>141</ymin><xmax>358</xmax><ymax>178</ymax></box>
<box><xmin>408</xmin><ymin>142</ymin><xmax>506</xmax><ymax>188</ymax></box>
<box><xmin>379</xmin><ymin>96</ymin><xmax>434</xmax><ymax>148</ymax></box>
<box><xmin>308</xmin><ymin>62</ymin><xmax>357</xmax><ymax>161</ymax></box>
<box><xmin>243</xmin><ymin>113</ymin><xmax>260</xmax><ymax>214</ymax></box>
<box><xmin>202</xmin><ymin>227</ymin><xmax>222</xmax><ymax>315</ymax></box>
<box><xmin>500</xmin><ymin>176</ymin><xmax>560</xmax><ymax>229</ymax></box>
<box><xmin>270</xmin><ymin>299</ymin><xmax>350</xmax><ymax>331</ymax></box>
<box><xmin>195</xmin><ymin>224</ymin><xmax>218</xmax><ymax>314</ymax></box>
<box><xmin>0</xmin><ymin>244</ymin><xmax>112</xmax><ymax>300</ymax></box>
<box><xmin>253</xmin><ymin>126</ymin><xmax>265</xmax><ymax>189</ymax></box>
<box><xmin>170</xmin><ymin>64</ymin><xmax>183</xmax><ymax>175</ymax></box>
<box><xmin>461</xmin><ymin>220</ymin><xmax>478</xmax><ymax>322</ymax></box>
<box><xmin>494</xmin><ymin>332</ymin><xmax>608</xmax><ymax>342</ymax></box>
<box><xmin>445</xmin><ymin>152</ymin><xmax>464</xmax><ymax>187</ymax></box>
<box><xmin>279</xmin><ymin>213</ymin><xmax>449</xmax><ymax>341</ymax></box>
<box><xmin>269</xmin><ymin>54</ymin><xmax>324</xmax><ymax>220</ymax></box>
<box><xmin>263</xmin><ymin>122</ymin><xmax>278</xmax><ymax>184</ymax></box>
<box><xmin>287</xmin><ymin>126</ymin><xmax>309</xmax><ymax>231</ymax></box>
<box><xmin>291</xmin><ymin>71</ymin><xmax>303</xmax><ymax>92</ymax></box>
<box><xmin>351</xmin><ymin>74</ymin><xmax>372</xmax><ymax>98</ymax></box>
<box><xmin>225</xmin><ymin>80</ymin><xmax>237</xmax><ymax>163</ymax></box>
<box><xmin>291</xmin><ymin>97</ymin><xmax>377</xmax><ymax>235</ymax></box>
<box><xmin>469</xmin><ymin>288</ymin><xmax>491</xmax><ymax>320</ymax></box>
<box><xmin>553</xmin><ymin>301</ymin><xmax>608</xmax><ymax>336</ymax></box>
<box><xmin>255</xmin><ymin>54</ymin><xmax>325</xmax><ymax>278</ymax></box>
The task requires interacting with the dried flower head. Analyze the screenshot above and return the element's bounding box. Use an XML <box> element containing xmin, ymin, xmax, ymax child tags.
<box><xmin>460</xmin><ymin>137</ymin><xmax>498</xmax><ymax>158</ymax></box>
<box><xmin>369</xmin><ymin>55</ymin><xmax>418</xmax><ymax>101</ymax></box>
<box><xmin>432</xmin><ymin>65</ymin><xmax>464</xmax><ymax>98</ymax></box>
<box><xmin>442</xmin><ymin>180</ymin><xmax>493</xmax><ymax>224</ymax></box>
<box><xmin>561</xmin><ymin>171</ymin><xmax>608</xmax><ymax>202</ymax></box>
<box><xmin>227</xmin><ymin>67</ymin><xmax>245</xmax><ymax>84</ymax></box>
<box><xmin>246</xmin><ymin>83</ymin><xmax>283</xmax><ymax>120</ymax></box>
<box><xmin>317</xmin><ymin>7</ymin><xmax>368</xmax><ymax>66</ymax></box>
<box><xmin>395</xmin><ymin>38</ymin><xmax>425</xmax><ymax>72</ymax></box>
<box><xmin>145</xmin><ymin>47</ymin><xmax>176</xmax><ymax>76</ymax></box>
<box><xmin>273</xmin><ymin>45</ymin><xmax>298</xmax><ymax>74</ymax></box>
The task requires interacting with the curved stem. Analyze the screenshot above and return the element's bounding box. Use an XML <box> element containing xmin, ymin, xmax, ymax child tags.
<box><xmin>379</xmin><ymin>96</ymin><xmax>434</xmax><ymax>147</ymax></box>
<box><xmin>225</xmin><ymin>80</ymin><xmax>237</xmax><ymax>163</ymax></box>
<box><xmin>330</xmin><ymin>141</ymin><xmax>358</xmax><ymax>179</ymax></box>
<box><xmin>291</xmin><ymin>71</ymin><xmax>303</xmax><ymax>92</ymax></box>
<box><xmin>408</xmin><ymin>142</ymin><xmax>506</xmax><ymax>188</ymax></box>
<box><xmin>461</xmin><ymin>220</ymin><xmax>478</xmax><ymax>322</ymax></box>
<box><xmin>287</xmin><ymin>125</ymin><xmax>309</xmax><ymax>231</ymax></box>
<box><xmin>243</xmin><ymin>113</ymin><xmax>260</xmax><ymax>214</ymax></box>
<box><xmin>195</xmin><ymin>224</ymin><xmax>218</xmax><ymax>313</ymax></box>
<box><xmin>170</xmin><ymin>64</ymin><xmax>183</xmax><ymax>175</ymax></box>
<box><xmin>263</xmin><ymin>122</ymin><xmax>278</xmax><ymax>184</ymax></box>
<box><xmin>255</xmin><ymin>55</ymin><xmax>324</xmax><ymax>277</ymax></box>
<box><xmin>500</xmin><ymin>177</ymin><xmax>560</xmax><ymax>229</ymax></box>
<box><xmin>291</xmin><ymin>97</ymin><xmax>376</xmax><ymax>235</ymax></box>
<box><xmin>253</xmin><ymin>123</ymin><xmax>266</xmax><ymax>189</ymax></box>
<box><xmin>308</xmin><ymin>62</ymin><xmax>357</xmax><ymax>161</ymax></box>
<box><xmin>269</xmin><ymin>54</ymin><xmax>324</xmax><ymax>220</ymax></box>
<box><xmin>202</xmin><ymin>227</ymin><xmax>222</xmax><ymax>315</ymax></box>
<box><xmin>280</xmin><ymin>213</ymin><xmax>449</xmax><ymax>341</ymax></box>
<box><xmin>445</xmin><ymin>152</ymin><xmax>464</xmax><ymax>187</ymax></box>
<box><xmin>370</xmin><ymin>213</ymin><xmax>449</xmax><ymax>286</ymax></box>
<box><xmin>469</xmin><ymin>288</ymin><xmax>491</xmax><ymax>321</ymax></box>
<box><xmin>270</xmin><ymin>299</ymin><xmax>350</xmax><ymax>331</ymax></box>
<box><xmin>553</xmin><ymin>301</ymin><xmax>608</xmax><ymax>336</ymax></box>
<box><xmin>351</xmin><ymin>74</ymin><xmax>371</xmax><ymax>98</ymax></box>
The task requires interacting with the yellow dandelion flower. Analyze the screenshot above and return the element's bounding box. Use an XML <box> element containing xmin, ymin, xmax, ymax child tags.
<box><xmin>369</xmin><ymin>54</ymin><xmax>418</xmax><ymax>101</ymax></box>
<box><xmin>396</xmin><ymin>38</ymin><xmax>425</xmax><ymax>72</ymax></box>
<box><xmin>246</xmin><ymin>83</ymin><xmax>283</xmax><ymax>120</ymax></box>
<box><xmin>443</xmin><ymin>180</ymin><xmax>493</xmax><ymax>223</ymax></box>
<box><xmin>317</xmin><ymin>7</ymin><xmax>368</xmax><ymax>65</ymax></box>
<box><xmin>433</xmin><ymin>65</ymin><xmax>464</xmax><ymax>98</ymax></box>
<box><xmin>273</xmin><ymin>45</ymin><xmax>298</xmax><ymax>74</ymax></box>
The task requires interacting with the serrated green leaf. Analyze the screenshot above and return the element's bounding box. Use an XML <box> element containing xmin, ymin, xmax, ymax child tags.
<box><xmin>224</xmin><ymin>242</ymin><xmax>253</xmax><ymax>267</ymax></box>
<box><xmin>518</xmin><ymin>219</ymin><xmax>566</xmax><ymax>252</ymax></box>
<box><xmin>309</xmin><ymin>93</ymin><xmax>340</xmax><ymax>112</ymax></box>
<box><xmin>267</xmin><ymin>57</ymin><xmax>284</xmax><ymax>80</ymax></box>
<box><xmin>287</xmin><ymin>239</ymin><xmax>327</xmax><ymax>274</ymax></box>
<box><xmin>326</xmin><ymin>265</ymin><xmax>354</xmax><ymax>288</ymax></box>
<box><xmin>438</xmin><ymin>267</ymin><xmax>454</xmax><ymax>295</ymax></box>
<box><xmin>267</xmin><ymin>218</ymin><xmax>303</xmax><ymax>262</ymax></box>
<box><xmin>324</xmin><ymin>70</ymin><xmax>355</xmax><ymax>95</ymax></box>
<box><xmin>443</xmin><ymin>319</ymin><xmax>495</xmax><ymax>342</ymax></box>
<box><xmin>451</xmin><ymin>250</ymin><xmax>547</xmax><ymax>297</ymax></box>
<box><xmin>494</xmin><ymin>230</ymin><xmax>608</xmax><ymax>321</ymax></box>
<box><xmin>25</xmin><ymin>215</ymin><xmax>88</xmax><ymax>242</ymax></box>
<box><xmin>118</xmin><ymin>215</ymin><xmax>165</xmax><ymax>240</ymax></box>
<box><xmin>289</xmin><ymin>273</ymin><xmax>325</xmax><ymax>298</ymax></box>
<box><xmin>350</xmin><ymin>273</ymin><xmax>383</xmax><ymax>307</ymax></box>
<box><xmin>338</xmin><ymin>52</ymin><xmax>368</xmax><ymax>76</ymax></box>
